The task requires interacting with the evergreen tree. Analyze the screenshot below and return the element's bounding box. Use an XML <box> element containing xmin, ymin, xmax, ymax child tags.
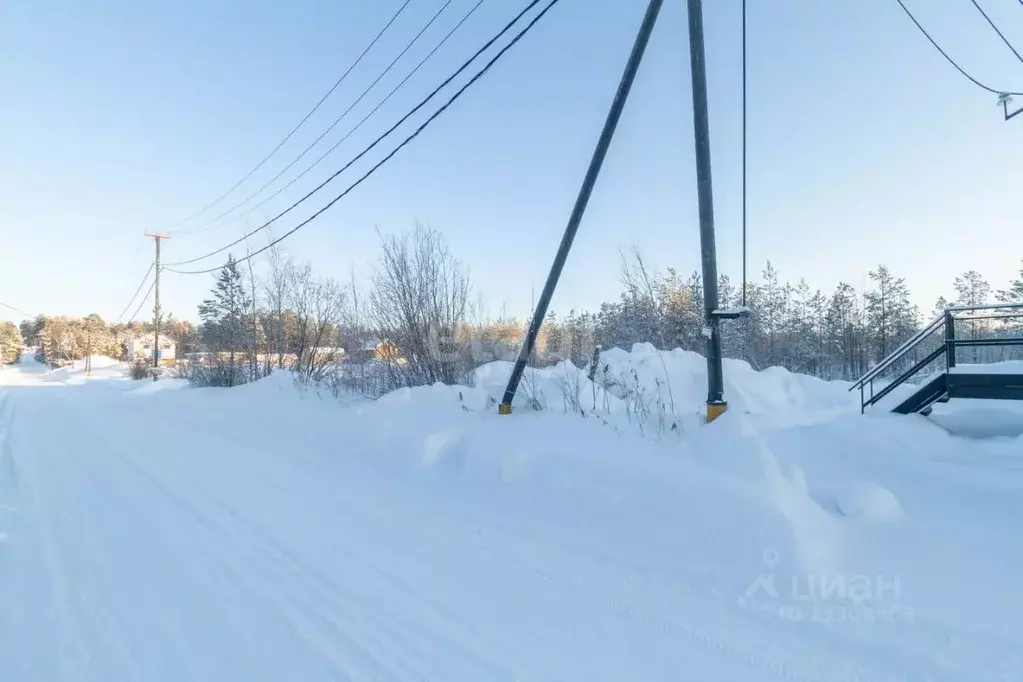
<box><xmin>953</xmin><ymin>270</ymin><xmax>991</xmax><ymax>309</ymax></box>
<box><xmin>199</xmin><ymin>255</ymin><xmax>251</xmax><ymax>375</ymax></box>
<box><xmin>995</xmin><ymin>258</ymin><xmax>1023</xmax><ymax>303</ymax></box>
<box><xmin>826</xmin><ymin>283</ymin><xmax>864</xmax><ymax>379</ymax></box>
<box><xmin>953</xmin><ymin>270</ymin><xmax>993</xmax><ymax>361</ymax></box>
<box><xmin>864</xmin><ymin>265</ymin><xmax>915</xmax><ymax>363</ymax></box>
<box><xmin>759</xmin><ymin>261</ymin><xmax>788</xmax><ymax>364</ymax></box>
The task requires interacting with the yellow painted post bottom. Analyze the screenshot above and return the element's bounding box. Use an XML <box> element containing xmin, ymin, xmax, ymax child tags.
<box><xmin>498</xmin><ymin>403</ymin><xmax>513</xmax><ymax>415</ymax></box>
<box><xmin>706</xmin><ymin>401</ymin><xmax>728</xmax><ymax>423</ymax></box>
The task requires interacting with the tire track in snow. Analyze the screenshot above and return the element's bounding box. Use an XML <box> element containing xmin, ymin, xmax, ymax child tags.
<box><xmin>102</xmin><ymin>422</ymin><xmax>540</xmax><ymax>681</ymax></box>
<box><xmin>20</xmin><ymin>388</ymin><xmax>404</xmax><ymax>681</ymax></box>
<box><xmin>1</xmin><ymin>389</ymin><xmax>99</xmax><ymax>680</ymax></box>
<box><xmin>141</xmin><ymin>414</ymin><xmax>883</xmax><ymax>682</ymax></box>
<box><xmin>97</xmin><ymin>394</ymin><xmax>548</xmax><ymax>678</ymax></box>
<box><xmin>0</xmin><ymin>390</ymin><xmax>19</xmax><ymax>495</ymax></box>
<box><xmin>80</xmin><ymin>419</ymin><xmax>417</xmax><ymax>681</ymax></box>
<box><xmin>76</xmin><ymin>398</ymin><xmax>533</xmax><ymax>682</ymax></box>
<box><xmin>104</xmin><ymin>395</ymin><xmax>904</xmax><ymax>682</ymax></box>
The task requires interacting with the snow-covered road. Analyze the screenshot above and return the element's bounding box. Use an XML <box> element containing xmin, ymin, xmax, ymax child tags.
<box><xmin>1</xmin><ymin>358</ymin><xmax>1022</xmax><ymax>681</ymax></box>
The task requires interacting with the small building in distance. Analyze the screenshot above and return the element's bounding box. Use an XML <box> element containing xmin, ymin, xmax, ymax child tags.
<box><xmin>351</xmin><ymin>338</ymin><xmax>401</xmax><ymax>363</ymax></box>
<box><xmin>126</xmin><ymin>333</ymin><xmax>176</xmax><ymax>366</ymax></box>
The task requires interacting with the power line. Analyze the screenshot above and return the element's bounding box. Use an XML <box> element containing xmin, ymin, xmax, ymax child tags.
<box><xmin>166</xmin><ymin>0</ymin><xmax>563</xmax><ymax>275</ymax></box>
<box><xmin>127</xmin><ymin>279</ymin><xmax>157</xmax><ymax>324</ymax></box>
<box><xmin>166</xmin><ymin>0</ymin><xmax>551</xmax><ymax>269</ymax></box>
<box><xmin>165</xmin><ymin>0</ymin><xmax>415</xmax><ymax>230</ymax></box>
<box><xmin>174</xmin><ymin>0</ymin><xmax>462</xmax><ymax>237</ymax></box>
<box><xmin>893</xmin><ymin>0</ymin><xmax>1023</xmax><ymax>95</ymax></box>
<box><xmin>178</xmin><ymin>0</ymin><xmax>489</xmax><ymax>240</ymax></box>
<box><xmin>115</xmin><ymin>263</ymin><xmax>155</xmax><ymax>322</ymax></box>
<box><xmin>129</xmin><ymin>234</ymin><xmax>149</xmax><ymax>266</ymax></box>
<box><xmin>0</xmin><ymin>301</ymin><xmax>34</xmax><ymax>319</ymax></box>
<box><xmin>969</xmin><ymin>0</ymin><xmax>1023</xmax><ymax>65</ymax></box>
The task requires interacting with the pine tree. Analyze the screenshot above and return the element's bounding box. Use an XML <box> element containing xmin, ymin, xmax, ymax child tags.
<box><xmin>657</xmin><ymin>268</ymin><xmax>701</xmax><ymax>351</ymax></box>
<box><xmin>725</xmin><ymin>281</ymin><xmax>762</xmax><ymax>367</ymax></box>
<box><xmin>953</xmin><ymin>270</ymin><xmax>991</xmax><ymax>309</ymax></box>
<box><xmin>953</xmin><ymin>270</ymin><xmax>993</xmax><ymax>361</ymax></box>
<box><xmin>864</xmin><ymin>265</ymin><xmax>915</xmax><ymax>364</ymax></box>
<box><xmin>759</xmin><ymin>261</ymin><xmax>788</xmax><ymax>364</ymax></box>
<box><xmin>786</xmin><ymin>279</ymin><xmax>816</xmax><ymax>374</ymax></box>
<box><xmin>808</xmin><ymin>288</ymin><xmax>828</xmax><ymax>378</ymax></box>
<box><xmin>199</xmin><ymin>255</ymin><xmax>251</xmax><ymax>376</ymax></box>
<box><xmin>996</xmin><ymin>258</ymin><xmax>1023</xmax><ymax>303</ymax></box>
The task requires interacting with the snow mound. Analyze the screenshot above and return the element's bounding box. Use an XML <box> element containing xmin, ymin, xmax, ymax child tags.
<box><xmin>835</xmin><ymin>481</ymin><xmax>902</xmax><ymax>521</ymax></box>
<box><xmin>86</xmin><ymin>355</ymin><xmax>121</xmax><ymax>370</ymax></box>
<box><xmin>470</xmin><ymin>344</ymin><xmax>854</xmax><ymax>423</ymax></box>
<box><xmin>128</xmin><ymin>378</ymin><xmax>190</xmax><ymax>395</ymax></box>
<box><xmin>40</xmin><ymin>356</ymin><xmax>126</xmax><ymax>384</ymax></box>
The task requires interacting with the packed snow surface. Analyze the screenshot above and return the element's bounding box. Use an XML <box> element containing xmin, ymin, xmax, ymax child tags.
<box><xmin>1</xmin><ymin>349</ymin><xmax>1021</xmax><ymax>681</ymax></box>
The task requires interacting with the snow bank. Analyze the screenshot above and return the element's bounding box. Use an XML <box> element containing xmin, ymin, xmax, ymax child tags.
<box><xmin>40</xmin><ymin>356</ymin><xmax>126</xmax><ymax>383</ymax></box>
<box><xmin>127</xmin><ymin>378</ymin><xmax>190</xmax><ymax>395</ymax></box>
<box><xmin>600</xmin><ymin>344</ymin><xmax>855</xmax><ymax>414</ymax></box>
<box><xmin>150</xmin><ymin>345</ymin><xmax>855</xmax><ymax>429</ymax></box>
<box><xmin>470</xmin><ymin>344</ymin><xmax>856</xmax><ymax>430</ymax></box>
<box><xmin>9</xmin><ymin>349</ymin><xmax>1022</xmax><ymax>678</ymax></box>
<box><xmin>834</xmin><ymin>481</ymin><xmax>903</xmax><ymax>521</ymax></box>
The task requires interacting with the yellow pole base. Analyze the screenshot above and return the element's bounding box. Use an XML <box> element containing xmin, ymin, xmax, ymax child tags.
<box><xmin>498</xmin><ymin>403</ymin><xmax>513</xmax><ymax>415</ymax></box>
<box><xmin>706</xmin><ymin>401</ymin><xmax>728</xmax><ymax>423</ymax></box>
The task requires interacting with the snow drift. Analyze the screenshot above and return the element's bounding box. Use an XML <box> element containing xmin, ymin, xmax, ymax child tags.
<box><xmin>3</xmin><ymin>346</ymin><xmax>1022</xmax><ymax>680</ymax></box>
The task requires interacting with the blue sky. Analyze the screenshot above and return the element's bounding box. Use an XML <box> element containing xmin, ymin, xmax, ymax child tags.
<box><xmin>2</xmin><ymin>0</ymin><xmax>1022</xmax><ymax>324</ymax></box>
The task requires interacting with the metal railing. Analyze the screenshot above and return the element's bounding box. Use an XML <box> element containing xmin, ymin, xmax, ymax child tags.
<box><xmin>850</xmin><ymin>302</ymin><xmax>1023</xmax><ymax>413</ymax></box>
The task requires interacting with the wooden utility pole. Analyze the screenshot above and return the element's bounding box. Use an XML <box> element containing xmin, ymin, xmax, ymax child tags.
<box><xmin>145</xmin><ymin>234</ymin><xmax>169</xmax><ymax>373</ymax></box>
<box><xmin>85</xmin><ymin>323</ymin><xmax>92</xmax><ymax>376</ymax></box>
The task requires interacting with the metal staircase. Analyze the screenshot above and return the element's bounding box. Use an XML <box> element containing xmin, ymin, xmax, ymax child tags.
<box><xmin>850</xmin><ymin>303</ymin><xmax>1023</xmax><ymax>414</ymax></box>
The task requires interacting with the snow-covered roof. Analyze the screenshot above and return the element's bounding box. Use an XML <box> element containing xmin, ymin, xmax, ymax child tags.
<box><xmin>130</xmin><ymin>333</ymin><xmax>177</xmax><ymax>345</ymax></box>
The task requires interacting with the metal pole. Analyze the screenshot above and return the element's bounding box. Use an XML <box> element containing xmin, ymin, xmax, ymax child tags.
<box><xmin>1003</xmin><ymin>100</ymin><xmax>1023</xmax><ymax>120</ymax></box>
<box><xmin>498</xmin><ymin>0</ymin><xmax>664</xmax><ymax>414</ymax></box>
<box><xmin>944</xmin><ymin>310</ymin><xmax>956</xmax><ymax>369</ymax></box>
<box><xmin>741</xmin><ymin>0</ymin><xmax>747</xmax><ymax>307</ymax></box>
<box><xmin>687</xmin><ymin>0</ymin><xmax>726</xmax><ymax>422</ymax></box>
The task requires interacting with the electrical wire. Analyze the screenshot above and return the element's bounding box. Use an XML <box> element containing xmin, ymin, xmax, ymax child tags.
<box><xmin>174</xmin><ymin>0</ymin><xmax>462</xmax><ymax>237</ymax></box>
<box><xmin>969</xmin><ymin>0</ymin><xmax>1023</xmax><ymax>65</ymax></box>
<box><xmin>165</xmin><ymin>0</ymin><xmax>416</xmax><ymax>230</ymax></box>
<box><xmin>165</xmin><ymin>0</ymin><xmax>551</xmax><ymax>270</ymax></box>
<box><xmin>0</xmin><ymin>301</ymin><xmax>34</xmax><ymax>318</ymax></box>
<box><xmin>166</xmin><ymin>0</ymin><xmax>562</xmax><ymax>275</ymax></box>
<box><xmin>126</xmin><ymin>280</ymin><xmax>157</xmax><ymax>324</ymax></box>
<box><xmin>115</xmin><ymin>264</ymin><xmax>155</xmax><ymax>322</ymax></box>
<box><xmin>128</xmin><ymin>234</ymin><xmax>149</xmax><ymax>266</ymax></box>
<box><xmin>176</xmin><ymin>0</ymin><xmax>489</xmax><ymax>238</ymax></box>
<box><xmin>893</xmin><ymin>0</ymin><xmax>1023</xmax><ymax>95</ymax></box>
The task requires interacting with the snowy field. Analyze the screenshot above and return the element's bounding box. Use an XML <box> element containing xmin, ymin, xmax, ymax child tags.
<box><xmin>1</xmin><ymin>350</ymin><xmax>1022</xmax><ymax>681</ymax></box>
